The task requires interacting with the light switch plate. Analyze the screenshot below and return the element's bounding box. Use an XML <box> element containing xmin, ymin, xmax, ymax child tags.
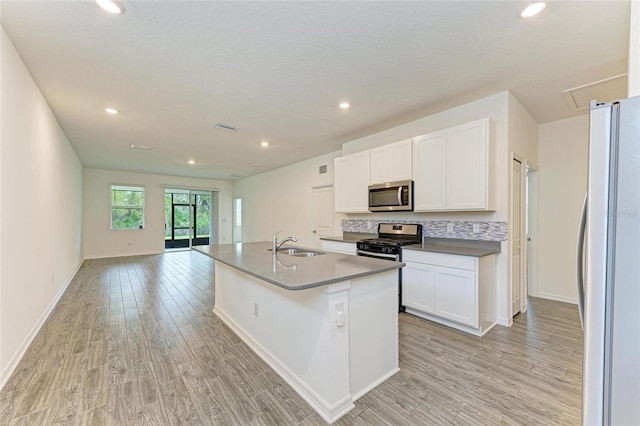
<box><xmin>473</xmin><ymin>223</ymin><xmax>480</xmax><ymax>233</ymax></box>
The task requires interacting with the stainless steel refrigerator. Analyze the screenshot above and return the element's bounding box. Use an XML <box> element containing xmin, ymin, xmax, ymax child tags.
<box><xmin>577</xmin><ymin>96</ymin><xmax>640</xmax><ymax>425</ymax></box>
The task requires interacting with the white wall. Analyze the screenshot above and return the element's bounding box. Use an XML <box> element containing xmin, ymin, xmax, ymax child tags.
<box><xmin>630</xmin><ymin>1</ymin><xmax>640</xmax><ymax>97</ymax></box>
<box><xmin>1</xmin><ymin>28</ymin><xmax>84</xmax><ymax>387</ymax></box>
<box><xmin>508</xmin><ymin>93</ymin><xmax>539</xmax><ymax>165</ymax></box>
<box><xmin>537</xmin><ymin>114</ymin><xmax>589</xmax><ymax>303</ymax></box>
<box><xmin>233</xmin><ymin>151</ymin><xmax>343</xmax><ymax>247</ymax></box>
<box><xmin>83</xmin><ymin>168</ymin><xmax>233</xmax><ymax>259</ymax></box>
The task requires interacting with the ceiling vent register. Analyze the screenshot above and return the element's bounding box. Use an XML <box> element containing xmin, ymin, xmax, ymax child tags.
<box><xmin>214</xmin><ymin>123</ymin><xmax>239</xmax><ymax>132</ymax></box>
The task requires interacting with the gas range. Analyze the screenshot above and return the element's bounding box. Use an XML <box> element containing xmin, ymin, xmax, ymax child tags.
<box><xmin>356</xmin><ymin>223</ymin><xmax>423</xmax><ymax>259</ymax></box>
<box><xmin>355</xmin><ymin>223</ymin><xmax>422</xmax><ymax>312</ymax></box>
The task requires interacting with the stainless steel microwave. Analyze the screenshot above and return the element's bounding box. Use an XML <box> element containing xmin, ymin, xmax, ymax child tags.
<box><xmin>368</xmin><ymin>180</ymin><xmax>413</xmax><ymax>212</ymax></box>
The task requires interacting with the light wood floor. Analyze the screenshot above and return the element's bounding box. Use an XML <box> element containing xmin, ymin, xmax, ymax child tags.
<box><xmin>0</xmin><ymin>251</ymin><xmax>583</xmax><ymax>425</ymax></box>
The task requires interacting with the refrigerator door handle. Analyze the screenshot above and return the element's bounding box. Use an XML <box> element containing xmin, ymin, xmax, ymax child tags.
<box><xmin>576</xmin><ymin>193</ymin><xmax>587</xmax><ymax>329</ymax></box>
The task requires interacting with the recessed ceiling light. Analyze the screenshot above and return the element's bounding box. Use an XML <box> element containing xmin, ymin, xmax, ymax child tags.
<box><xmin>96</xmin><ymin>0</ymin><xmax>125</xmax><ymax>15</ymax></box>
<box><xmin>520</xmin><ymin>2</ymin><xmax>546</xmax><ymax>18</ymax></box>
<box><xmin>339</xmin><ymin>102</ymin><xmax>350</xmax><ymax>109</ymax></box>
<box><xmin>249</xmin><ymin>162</ymin><xmax>263</xmax><ymax>167</ymax></box>
<box><xmin>105</xmin><ymin>107</ymin><xmax>119</xmax><ymax>114</ymax></box>
<box><xmin>188</xmin><ymin>159</ymin><xmax>196</xmax><ymax>165</ymax></box>
<box><xmin>260</xmin><ymin>141</ymin><xmax>269</xmax><ymax>147</ymax></box>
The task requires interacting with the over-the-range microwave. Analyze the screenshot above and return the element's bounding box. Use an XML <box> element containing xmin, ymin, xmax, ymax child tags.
<box><xmin>368</xmin><ymin>180</ymin><xmax>413</xmax><ymax>212</ymax></box>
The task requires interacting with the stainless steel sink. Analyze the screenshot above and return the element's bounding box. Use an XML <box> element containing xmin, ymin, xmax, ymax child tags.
<box><xmin>290</xmin><ymin>251</ymin><xmax>325</xmax><ymax>257</ymax></box>
<box><xmin>269</xmin><ymin>247</ymin><xmax>326</xmax><ymax>256</ymax></box>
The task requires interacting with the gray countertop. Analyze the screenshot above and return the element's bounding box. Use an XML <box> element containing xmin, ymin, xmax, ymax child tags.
<box><xmin>193</xmin><ymin>242</ymin><xmax>403</xmax><ymax>291</ymax></box>
<box><xmin>403</xmin><ymin>238</ymin><xmax>501</xmax><ymax>257</ymax></box>
<box><xmin>319</xmin><ymin>232</ymin><xmax>376</xmax><ymax>243</ymax></box>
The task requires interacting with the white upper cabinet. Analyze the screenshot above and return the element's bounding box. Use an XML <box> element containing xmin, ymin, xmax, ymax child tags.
<box><xmin>334</xmin><ymin>151</ymin><xmax>371</xmax><ymax>213</ymax></box>
<box><xmin>370</xmin><ymin>139</ymin><xmax>413</xmax><ymax>184</ymax></box>
<box><xmin>412</xmin><ymin>131</ymin><xmax>447</xmax><ymax>210</ymax></box>
<box><xmin>413</xmin><ymin>118</ymin><xmax>494</xmax><ymax>212</ymax></box>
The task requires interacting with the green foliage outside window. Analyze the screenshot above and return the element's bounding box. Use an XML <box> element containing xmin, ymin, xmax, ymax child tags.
<box><xmin>164</xmin><ymin>192</ymin><xmax>211</xmax><ymax>240</ymax></box>
<box><xmin>111</xmin><ymin>185</ymin><xmax>145</xmax><ymax>229</ymax></box>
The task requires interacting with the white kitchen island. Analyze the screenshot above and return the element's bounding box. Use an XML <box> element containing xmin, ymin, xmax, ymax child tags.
<box><xmin>193</xmin><ymin>242</ymin><xmax>403</xmax><ymax>424</ymax></box>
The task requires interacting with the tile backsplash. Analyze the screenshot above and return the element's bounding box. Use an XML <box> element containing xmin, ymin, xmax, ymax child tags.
<box><xmin>341</xmin><ymin>219</ymin><xmax>508</xmax><ymax>242</ymax></box>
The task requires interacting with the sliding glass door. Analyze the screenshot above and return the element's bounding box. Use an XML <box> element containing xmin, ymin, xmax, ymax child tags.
<box><xmin>164</xmin><ymin>188</ymin><xmax>213</xmax><ymax>249</ymax></box>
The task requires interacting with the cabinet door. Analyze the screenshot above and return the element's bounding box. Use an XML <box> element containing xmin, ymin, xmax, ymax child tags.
<box><xmin>390</xmin><ymin>139</ymin><xmax>413</xmax><ymax>181</ymax></box>
<box><xmin>446</xmin><ymin>119</ymin><xmax>488</xmax><ymax>210</ymax></box>
<box><xmin>370</xmin><ymin>139</ymin><xmax>412</xmax><ymax>184</ymax></box>
<box><xmin>402</xmin><ymin>261</ymin><xmax>435</xmax><ymax>313</ymax></box>
<box><xmin>413</xmin><ymin>132</ymin><xmax>447</xmax><ymax>211</ymax></box>
<box><xmin>370</xmin><ymin>145</ymin><xmax>392</xmax><ymax>184</ymax></box>
<box><xmin>435</xmin><ymin>267</ymin><xmax>477</xmax><ymax>327</ymax></box>
<box><xmin>335</xmin><ymin>151</ymin><xmax>370</xmax><ymax>213</ymax></box>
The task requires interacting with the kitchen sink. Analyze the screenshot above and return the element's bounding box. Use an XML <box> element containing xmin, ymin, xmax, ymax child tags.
<box><xmin>290</xmin><ymin>251</ymin><xmax>325</xmax><ymax>257</ymax></box>
<box><xmin>269</xmin><ymin>247</ymin><xmax>326</xmax><ymax>257</ymax></box>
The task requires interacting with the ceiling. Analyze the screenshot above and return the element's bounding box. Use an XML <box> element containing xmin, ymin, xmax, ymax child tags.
<box><xmin>1</xmin><ymin>1</ymin><xmax>630</xmax><ymax>181</ymax></box>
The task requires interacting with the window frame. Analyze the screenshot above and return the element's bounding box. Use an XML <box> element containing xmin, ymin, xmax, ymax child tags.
<box><xmin>110</xmin><ymin>184</ymin><xmax>146</xmax><ymax>230</ymax></box>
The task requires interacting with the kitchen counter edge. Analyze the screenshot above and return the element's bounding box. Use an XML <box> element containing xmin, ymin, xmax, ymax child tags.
<box><xmin>192</xmin><ymin>242</ymin><xmax>403</xmax><ymax>291</ymax></box>
<box><xmin>403</xmin><ymin>243</ymin><xmax>500</xmax><ymax>257</ymax></box>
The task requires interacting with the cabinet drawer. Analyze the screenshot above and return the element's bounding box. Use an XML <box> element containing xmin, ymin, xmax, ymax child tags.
<box><xmin>321</xmin><ymin>240</ymin><xmax>356</xmax><ymax>255</ymax></box>
<box><xmin>402</xmin><ymin>250</ymin><xmax>477</xmax><ymax>271</ymax></box>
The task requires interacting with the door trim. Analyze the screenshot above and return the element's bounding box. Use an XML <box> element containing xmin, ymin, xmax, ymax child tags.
<box><xmin>510</xmin><ymin>153</ymin><xmax>528</xmax><ymax>319</ymax></box>
<box><xmin>310</xmin><ymin>184</ymin><xmax>334</xmax><ymax>248</ymax></box>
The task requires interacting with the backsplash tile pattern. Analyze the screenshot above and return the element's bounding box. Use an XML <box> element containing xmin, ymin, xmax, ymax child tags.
<box><xmin>341</xmin><ymin>219</ymin><xmax>508</xmax><ymax>242</ymax></box>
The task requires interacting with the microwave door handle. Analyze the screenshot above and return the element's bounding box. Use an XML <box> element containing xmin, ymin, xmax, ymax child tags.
<box><xmin>397</xmin><ymin>186</ymin><xmax>402</xmax><ymax>205</ymax></box>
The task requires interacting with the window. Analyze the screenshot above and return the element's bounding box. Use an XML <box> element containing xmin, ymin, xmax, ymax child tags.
<box><xmin>111</xmin><ymin>185</ymin><xmax>145</xmax><ymax>230</ymax></box>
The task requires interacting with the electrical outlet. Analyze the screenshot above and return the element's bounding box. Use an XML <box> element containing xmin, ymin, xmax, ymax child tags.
<box><xmin>51</xmin><ymin>274</ymin><xmax>55</xmax><ymax>286</ymax></box>
<box><xmin>447</xmin><ymin>223</ymin><xmax>454</xmax><ymax>233</ymax></box>
<box><xmin>335</xmin><ymin>301</ymin><xmax>345</xmax><ymax>327</ymax></box>
<box><xmin>473</xmin><ymin>223</ymin><xmax>480</xmax><ymax>234</ymax></box>
<box><xmin>254</xmin><ymin>303</ymin><xmax>259</xmax><ymax>317</ymax></box>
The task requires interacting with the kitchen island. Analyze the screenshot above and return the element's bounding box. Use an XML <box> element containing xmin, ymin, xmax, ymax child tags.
<box><xmin>193</xmin><ymin>242</ymin><xmax>403</xmax><ymax>424</ymax></box>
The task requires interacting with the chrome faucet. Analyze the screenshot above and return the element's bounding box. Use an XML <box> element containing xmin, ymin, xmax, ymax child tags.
<box><xmin>272</xmin><ymin>231</ymin><xmax>297</xmax><ymax>253</ymax></box>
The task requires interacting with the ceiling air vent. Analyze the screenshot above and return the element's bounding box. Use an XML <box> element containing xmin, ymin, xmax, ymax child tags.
<box><xmin>214</xmin><ymin>123</ymin><xmax>238</xmax><ymax>132</ymax></box>
<box><xmin>563</xmin><ymin>74</ymin><xmax>628</xmax><ymax>111</ymax></box>
<box><xmin>319</xmin><ymin>165</ymin><xmax>327</xmax><ymax>174</ymax></box>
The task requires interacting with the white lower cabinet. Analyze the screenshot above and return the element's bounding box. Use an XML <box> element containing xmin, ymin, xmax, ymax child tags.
<box><xmin>320</xmin><ymin>239</ymin><xmax>357</xmax><ymax>255</ymax></box>
<box><xmin>402</xmin><ymin>249</ymin><xmax>496</xmax><ymax>336</ymax></box>
<box><xmin>435</xmin><ymin>267</ymin><xmax>477</xmax><ymax>327</ymax></box>
<box><xmin>402</xmin><ymin>262</ymin><xmax>435</xmax><ymax>313</ymax></box>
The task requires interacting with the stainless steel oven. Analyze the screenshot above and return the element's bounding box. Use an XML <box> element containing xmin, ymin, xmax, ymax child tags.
<box><xmin>368</xmin><ymin>180</ymin><xmax>413</xmax><ymax>212</ymax></box>
<box><xmin>356</xmin><ymin>223</ymin><xmax>422</xmax><ymax>311</ymax></box>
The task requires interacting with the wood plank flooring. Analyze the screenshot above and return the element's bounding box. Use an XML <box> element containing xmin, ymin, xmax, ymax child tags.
<box><xmin>0</xmin><ymin>251</ymin><xmax>583</xmax><ymax>425</ymax></box>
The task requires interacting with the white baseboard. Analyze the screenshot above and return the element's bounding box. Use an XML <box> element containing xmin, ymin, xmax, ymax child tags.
<box><xmin>351</xmin><ymin>367</ymin><xmax>399</xmax><ymax>402</ymax></box>
<box><xmin>84</xmin><ymin>250</ymin><xmax>162</xmax><ymax>260</ymax></box>
<box><xmin>497</xmin><ymin>316</ymin><xmax>513</xmax><ymax>327</ymax></box>
<box><xmin>0</xmin><ymin>259</ymin><xmax>84</xmax><ymax>390</ymax></box>
<box><xmin>213</xmin><ymin>306</ymin><xmax>354</xmax><ymax>424</ymax></box>
<box><xmin>537</xmin><ymin>292</ymin><xmax>578</xmax><ymax>305</ymax></box>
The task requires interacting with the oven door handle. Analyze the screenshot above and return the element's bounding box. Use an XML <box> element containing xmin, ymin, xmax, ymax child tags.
<box><xmin>356</xmin><ymin>250</ymin><xmax>399</xmax><ymax>260</ymax></box>
<box><xmin>397</xmin><ymin>186</ymin><xmax>402</xmax><ymax>206</ymax></box>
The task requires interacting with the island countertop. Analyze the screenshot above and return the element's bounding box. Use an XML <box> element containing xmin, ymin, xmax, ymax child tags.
<box><xmin>193</xmin><ymin>241</ymin><xmax>404</xmax><ymax>291</ymax></box>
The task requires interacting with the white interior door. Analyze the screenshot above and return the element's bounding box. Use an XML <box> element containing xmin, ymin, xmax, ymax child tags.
<box><xmin>512</xmin><ymin>158</ymin><xmax>523</xmax><ymax>316</ymax></box>
<box><xmin>311</xmin><ymin>185</ymin><xmax>334</xmax><ymax>248</ymax></box>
